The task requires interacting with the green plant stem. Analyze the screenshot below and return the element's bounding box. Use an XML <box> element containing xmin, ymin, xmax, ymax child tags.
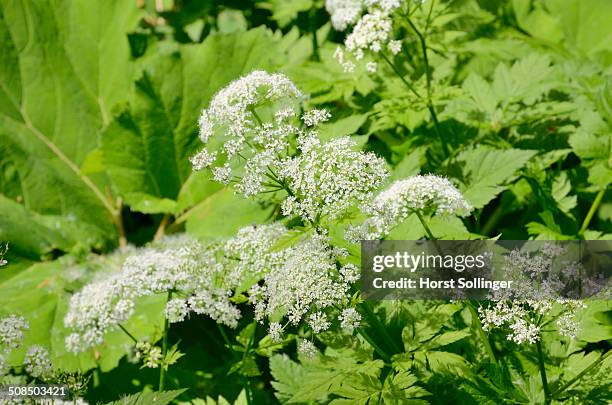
<box><xmin>404</xmin><ymin>11</ymin><xmax>449</xmax><ymax>158</ymax></box>
<box><xmin>217</xmin><ymin>323</ymin><xmax>253</xmax><ymax>405</ymax></box>
<box><xmin>379</xmin><ymin>52</ymin><xmax>421</xmax><ymax>98</ymax></box>
<box><xmin>159</xmin><ymin>291</ymin><xmax>172</xmax><ymax>392</ymax></box>
<box><xmin>466</xmin><ymin>303</ymin><xmax>497</xmax><ymax>364</ymax></box>
<box><xmin>118</xmin><ymin>324</ymin><xmax>138</xmax><ymax>344</ymax></box>
<box><xmin>536</xmin><ymin>339</ymin><xmax>550</xmax><ymax>404</ymax></box>
<box><xmin>415</xmin><ymin>211</ymin><xmax>436</xmax><ymax>241</ymax></box>
<box><xmin>309</xmin><ymin>8</ymin><xmax>320</xmax><ymax>62</ymax></box>
<box><xmin>360</xmin><ymin>301</ymin><xmax>401</xmax><ymax>354</ymax></box>
<box><xmin>356</xmin><ymin>328</ymin><xmax>390</xmax><ymax>362</ymax></box>
<box><xmin>579</xmin><ymin>188</ymin><xmax>606</xmax><ymax>235</ymax></box>
<box><xmin>551</xmin><ymin>350</ymin><xmax>611</xmax><ymax>398</ymax></box>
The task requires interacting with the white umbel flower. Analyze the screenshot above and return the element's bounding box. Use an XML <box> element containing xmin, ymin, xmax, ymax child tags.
<box><xmin>348</xmin><ymin>174</ymin><xmax>472</xmax><ymax>241</ymax></box>
<box><xmin>339</xmin><ymin>308</ymin><xmax>362</xmax><ymax>332</ymax></box>
<box><xmin>0</xmin><ymin>315</ymin><xmax>29</xmax><ymax>353</ymax></box>
<box><xmin>268</xmin><ymin>322</ymin><xmax>283</xmax><ymax>343</ymax></box>
<box><xmin>191</xmin><ymin>71</ymin><xmax>303</xmax><ymax>190</ymax></box>
<box><xmin>298</xmin><ymin>340</ymin><xmax>318</xmax><ymax>359</ymax></box>
<box><xmin>278</xmin><ymin>136</ymin><xmax>388</xmax><ymax>223</ymax></box>
<box><xmin>479</xmin><ymin>245</ymin><xmax>588</xmax><ymax>344</ymax></box>
<box><xmin>326</xmin><ymin>0</ymin><xmax>364</xmax><ymax>31</ymax></box>
<box><xmin>250</xmin><ymin>234</ymin><xmax>354</xmax><ymax>329</ymax></box>
<box><xmin>166</xmin><ymin>299</ymin><xmax>189</xmax><ymax>323</ymax></box>
<box><xmin>24</xmin><ymin>345</ymin><xmax>52</xmax><ymax>378</ymax></box>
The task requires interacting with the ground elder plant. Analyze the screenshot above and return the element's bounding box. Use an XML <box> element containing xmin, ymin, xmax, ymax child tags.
<box><xmin>0</xmin><ymin>0</ymin><xmax>610</xmax><ymax>404</ymax></box>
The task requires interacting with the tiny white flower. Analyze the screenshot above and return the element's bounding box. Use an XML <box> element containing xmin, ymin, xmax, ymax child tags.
<box><xmin>308</xmin><ymin>312</ymin><xmax>331</xmax><ymax>333</ymax></box>
<box><xmin>388</xmin><ymin>40</ymin><xmax>402</xmax><ymax>54</ymax></box>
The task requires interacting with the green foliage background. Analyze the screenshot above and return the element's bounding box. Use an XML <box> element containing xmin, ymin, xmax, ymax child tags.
<box><xmin>0</xmin><ymin>0</ymin><xmax>610</xmax><ymax>403</ymax></box>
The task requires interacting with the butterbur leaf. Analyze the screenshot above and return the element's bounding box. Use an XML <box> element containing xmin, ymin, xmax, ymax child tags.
<box><xmin>0</xmin><ymin>0</ymin><xmax>141</xmax><ymax>247</ymax></box>
<box><xmin>102</xmin><ymin>27</ymin><xmax>286</xmax><ymax>213</ymax></box>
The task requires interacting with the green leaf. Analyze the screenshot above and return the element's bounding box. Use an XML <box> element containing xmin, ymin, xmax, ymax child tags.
<box><xmin>102</xmin><ymin>27</ymin><xmax>286</xmax><ymax>212</ymax></box>
<box><xmin>270</xmin><ymin>354</ymin><xmax>307</xmax><ymax>403</ymax></box>
<box><xmin>124</xmin><ymin>192</ymin><xmax>179</xmax><ymax>215</ymax></box>
<box><xmin>455</xmin><ymin>147</ymin><xmax>536</xmax><ymax>208</ymax></box>
<box><xmin>185</xmin><ymin>188</ymin><xmax>274</xmax><ymax>239</ymax></box>
<box><xmin>0</xmin><ymin>0</ymin><xmax>141</xmax><ymax>246</ymax></box>
<box><xmin>103</xmin><ymin>389</ymin><xmax>187</xmax><ymax>405</ymax></box>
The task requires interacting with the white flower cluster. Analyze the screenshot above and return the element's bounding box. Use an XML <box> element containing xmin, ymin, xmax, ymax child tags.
<box><xmin>250</xmin><ymin>233</ymin><xmax>361</xmax><ymax>339</ymax></box>
<box><xmin>0</xmin><ymin>315</ymin><xmax>29</xmax><ymax>353</ymax></box>
<box><xmin>479</xmin><ymin>244</ymin><xmax>587</xmax><ymax>344</ymax></box>
<box><xmin>191</xmin><ymin>71</ymin><xmax>389</xmax><ymax>225</ymax></box>
<box><xmin>279</xmin><ymin>136</ymin><xmax>388</xmax><ymax>223</ymax></box>
<box><xmin>23</xmin><ymin>345</ymin><xmax>52</xmax><ymax>378</ymax></box>
<box><xmin>325</xmin><ymin>0</ymin><xmax>364</xmax><ymax>31</ymax></box>
<box><xmin>347</xmin><ymin>174</ymin><xmax>472</xmax><ymax>241</ymax></box>
<box><xmin>330</xmin><ymin>0</ymin><xmax>404</xmax><ymax>72</ymax></box>
<box><xmin>190</xmin><ymin>70</ymin><xmax>303</xmax><ymax>196</ymax></box>
<box><xmin>65</xmin><ymin>226</ymin><xmax>292</xmax><ymax>353</ymax></box>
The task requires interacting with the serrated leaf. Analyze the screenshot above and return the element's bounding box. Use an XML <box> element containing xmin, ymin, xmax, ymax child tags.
<box><xmin>103</xmin><ymin>389</ymin><xmax>187</xmax><ymax>405</ymax></box>
<box><xmin>456</xmin><ymin>147</ymin><xmax>536</xmax><ymax>208</ymax></box>
<box><xmin>270</xmin><ymin>354</ymin><xmax>307</xmax><ymax>403</ymax></box>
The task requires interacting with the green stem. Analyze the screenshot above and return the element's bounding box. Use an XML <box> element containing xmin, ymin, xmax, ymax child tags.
<box><xmin>361</xmin><ymin>301</ymin><xmax>401</xmax><ymax>354</ymax></box>
<box><xmin>551</xmin><ymin>350</ymin><xmax>611</xmax><ymax>398</ymax></box>
<box><xmin>536</xmin><ymin>339</ymin><xmax>550</xmax><ymax>404</ymax></box>
<box><xmin>466</xmin><ymin>303</ymin><xmax>497</xmax><ymax>364</ymax></box>
<box><xmin>309</xmin><ymin>8</ymin><xmax>320</xmax><ymax>62</ymax></box>
<box><xmin>579</xmin><ymin>188</ymin><xmax>606</xmax><ymax>235</ymax></box>
<box><xmin>118</xmin><ymin>324</ymin><xmax>138</xmax><ymax>344</ymax></box>
<box><xmin>356</xmin><ymin>328</ymin><xmax>391</xmax><ymax>362</ymax></box>
<box><xmin>415</xmin><ymin>211</ymin><xmax>436</xmax><ymax>241</ymax></box>
<box><xmin>159</xmin><ymin>291</ymin><xmax>172</xmax><ymax>392</ymax></box>
<box><xmin>217</xmin><ymin>323</ymin><xmax>253</xmax><ymax>405</ymax></box>
<box><xmin>404</xmin><ymin>11</ymin><xmax>449</xmax><ymax>158</ymax></box>
<box><xmin>379</xmin><ymin>52</ymin><xmax>422</xmax><ymax>98</ymax></box>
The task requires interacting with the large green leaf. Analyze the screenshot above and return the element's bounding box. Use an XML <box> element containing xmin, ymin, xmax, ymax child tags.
<box><xmin>101</xmin><ymin>27</ymin><xmax>287</xmax><ymax>214</ymax></box>
<box><xmin>0</xmin><ymin>0</ymin><xmax>141</xmax><ymax>248</ymax></box>
<box><xmin>0</xmin><ymin>257</ymin><xmax>165</xmax><ymax>372</ymax></box>
<box><xmin>514</xmin><ymin>0</ymin><xmax>612</xmax><ymax>58</ymax></box>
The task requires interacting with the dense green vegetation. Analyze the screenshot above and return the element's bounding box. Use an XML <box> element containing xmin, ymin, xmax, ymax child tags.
<box><xmin>0</xmin><ymin>0</ymin><xmax>610</xmax><ymax>404</ymax></box>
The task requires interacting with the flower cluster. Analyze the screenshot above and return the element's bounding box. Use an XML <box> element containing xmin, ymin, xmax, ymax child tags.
<box><xmin>65</xmin><ymin>225</ymin><xmax>292</xmax><ymax>353</ymax></box>
<box><xmin>0</xmin><ymin>314</ymin><xmax>29</xmax><ymax>353</ymax></box>
<box><xmin>135</xmin><ymin>341</ymin><xmax>162</xmax><ymax>368</ymax></box>
<box><xmin>325</xmin><ymin>0</ymin><xmax>364</xmax><ymax>31</ymax></box>
<box><xmin>347</xmin><ymin>174</ymin><xmax>472</xmax><ymax>241</ymax></box>
<box><xmin>249</xmin><ymin>233</ymin><xmax>361</xmax><ymax>351</ymax></box>
<box><xmin>23</xmin><ymin>345</ymin><xmax>52</xmax><ymax>378</ymax></box>
<box><xmin>278</xmin><ymin>136</ymin><xmax>388</xmax><ymax>223</ymax></box>
<box><xmin>64</xmin><ymin>235</ymin><xmax>238</xmax><ymax>352</ymax></box>
<box><xmin>191</xmin><ymin>71</ymin><xmax>388</xmax><ymax>225</ymax></box>
<box><xmin>190</xmin><ymin>71</ymin><xmax>303</xmax><ymax>195</ymax></box>
<box><xmin>479</xmin><ymin>244</ymin><xmax>587</xmax><ymax>344</ymax></box>
<box><xmin>329</xmin><ymin>0</ymin><xmax>404</xmax><ymax>71</ymax></box>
